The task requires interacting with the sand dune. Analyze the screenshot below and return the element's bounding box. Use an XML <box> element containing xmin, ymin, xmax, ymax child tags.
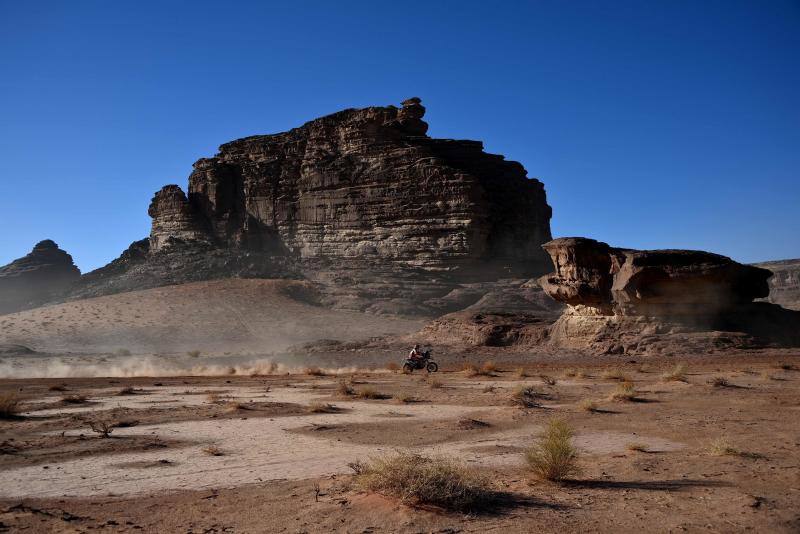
<box><xmin>0</xmin><ymin>279</ymin><xmax>423</xmax><ymax>355</ymax></box>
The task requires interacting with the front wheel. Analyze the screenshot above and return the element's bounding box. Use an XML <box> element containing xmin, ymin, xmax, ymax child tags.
<box><xmin>402</xmin><ymin>363</ymin><xmax>414</xmax><ymax>374</ymax></box>
<box><xmin>426</xmin><ymin>362</ymin><xmax>438</xmax><ymax>373</ymax></box>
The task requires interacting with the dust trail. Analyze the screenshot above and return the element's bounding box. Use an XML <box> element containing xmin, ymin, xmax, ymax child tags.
<box><xmin>0</xmin><ymin>356</ymin><xmax>382</xmax><ymax>379</ymax></box>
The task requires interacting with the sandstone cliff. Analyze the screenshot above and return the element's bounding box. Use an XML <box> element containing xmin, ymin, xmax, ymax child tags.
<box><xmin>538</xmin><ymin>237</ymin><xmax>800</xmax><ymax>354</ymax></box>
<box><xmin>753</xmin><ymin>259</ymin><xmax>800</xmax><ymax>311</ymax></box>
<box><xmin>0</xmin><ymin>240</ymin><xmax>81</xmax><ymax>314</ymax></box>
<box><xmin>72</xmin><ymin>98</ymin><xmax>554</xmax><ymax>315</ymax></box>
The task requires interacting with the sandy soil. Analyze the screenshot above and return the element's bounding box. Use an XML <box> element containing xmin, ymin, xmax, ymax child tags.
<box><xmin>0</xmin><ymin>279</ymin><xmax>424</xmax><ymax>355</ymax></box>
<box><xmin>1</xmin><ymin>355</ymin><xmax>799</xmax><ymax>533</ymax></box>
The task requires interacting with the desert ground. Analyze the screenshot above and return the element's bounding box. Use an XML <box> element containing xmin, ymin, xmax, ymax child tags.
<box><xmin>2</xmin><ymin>351</ymin><xmax>799</xmax><ymax>533</ymax></box>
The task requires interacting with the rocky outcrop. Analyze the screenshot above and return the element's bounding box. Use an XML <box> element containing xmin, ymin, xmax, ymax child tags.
<box><xmin>0</xmin><ymin>240</ymin><xmax>81</xmax><ymax>314</ymax></box>
<box><xmin>539</xmin><ymin>237</ymin><xmax>800</xmax><ymax>354</ymax></box>
<box><xmin>753</xmin><ymin>259</ymin><xmax>800</xmax><ymax>311</ymax></box>
<box><xmin>72</xmin><ymin>98</ymin><xmax>553</xmax><ymax>315</ymax></box>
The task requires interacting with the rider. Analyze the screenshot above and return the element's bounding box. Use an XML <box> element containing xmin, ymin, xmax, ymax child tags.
<box><xmin>409</xmin><ymin>344</ymin><xmax>424</xmax><ymax>361</ymax></box>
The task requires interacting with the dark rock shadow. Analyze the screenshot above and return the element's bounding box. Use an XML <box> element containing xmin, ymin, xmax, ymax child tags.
<box><xmin>563</xmin><ymin>479</ymin><xmax>730</xmax><ymax>491</ymax></box>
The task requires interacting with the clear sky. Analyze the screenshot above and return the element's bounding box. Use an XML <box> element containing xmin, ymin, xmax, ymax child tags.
<box><xmin>1</xmin><ymin>0</ymin><xmax>798</xmax><ymax>272</ymax></box>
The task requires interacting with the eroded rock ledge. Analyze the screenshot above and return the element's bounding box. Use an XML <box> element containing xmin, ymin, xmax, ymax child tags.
<box><xmin>538</xmin><ymin>237</ymin><xmax>800</xmax><ymax>354</ymax></box>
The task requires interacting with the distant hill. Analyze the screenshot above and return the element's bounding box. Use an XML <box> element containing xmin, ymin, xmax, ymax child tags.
<box><xmin>753</xmin><ymin>259</ymin><xmax>800</xmax><ymax>311</ymax></box>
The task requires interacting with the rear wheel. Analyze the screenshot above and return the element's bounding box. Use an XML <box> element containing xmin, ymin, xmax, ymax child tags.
<box><xmin>402</xmin><ymin>363</ymin><xmax>414</xmax><ymax>374</ymax></box>
<box><xmin>426</xmin><ymin>362</ymin><xmax>438</xmax><ymax>373</ymax></box>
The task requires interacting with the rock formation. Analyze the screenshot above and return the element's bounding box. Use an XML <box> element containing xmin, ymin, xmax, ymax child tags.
<box><xmin>753</xmin><ymin>259</ymin><xmax>800</xmax><ymax>311</ymax></box>
<box><xmin>0</xmin><ymin>240</ymin><xmax>81</xmax><ymax>314</ymax></box>
<box><xmin>71</xmin><ymin>98</ymin><xmax>554</xmax><ymax>315</ymax></box>
<box><xmin>539</xmin><ymin>237</ymin><xmax>800</xmax><ymax>354</ymax></box>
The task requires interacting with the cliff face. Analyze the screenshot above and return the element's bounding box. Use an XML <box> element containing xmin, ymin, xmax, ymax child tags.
<box><xmin>148</xmin><ymin>98</ymin><xmax>552</xmax><ymax>277</ymax></box>
<box><xmin>0</xmin><ymin>240</ymin><xmax>81</xmax><ymax>314</ymax></box>
<box><xmin>71</xmin><ymin>98</ymin><xmax>553</xmax><ymax>316</ymax></box>
<box><xmin>538</xmin><ymin>237</ymin><xmax>799</xmax><ymax>354</ymax></box>
<box><xmin>753</xmin><ymin>259</ymin><xmax>800</xmax><ymax>311</ymax></box>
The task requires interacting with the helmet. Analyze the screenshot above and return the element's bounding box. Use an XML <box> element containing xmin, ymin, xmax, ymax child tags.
<box><xmin>414</xmin><ymin>344</ymin><xmax>420</xmax><ymax>349</ymax></box>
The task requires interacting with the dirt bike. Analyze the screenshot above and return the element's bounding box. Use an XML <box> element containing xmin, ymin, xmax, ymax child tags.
<box><xmin>402</xmin><ymin>349</ymin><xmax>438</xmax><ymax>373</ymax></box>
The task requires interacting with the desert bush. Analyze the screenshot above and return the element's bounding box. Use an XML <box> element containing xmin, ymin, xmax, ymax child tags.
<box><xmin>356</xmin><ymin>388</ymin><xmax>389</xmax><ymax>400</ymax></box>
<box><xmin>337</xmin><ymin>380</ymin><xmax>355</xmax><ymax>396</ymax></box>
<box><xmin>87</xmin><ymin>420</ymin><xmax>117</xmax><ymax>438</ymax></box>
<box><xmin>525</xmin><ymin>418</ymin><xmax>580</xmax><ymax>482</ymax></box>
<box><xmin>304</xmin><ymin>366</ymin><xmax>326</xmax><ymax>376</ymax></box>
<box><xmin>626</xmin><ymin>442</ymin><xmax>649</xmax><ymax>452</ymax></box>
<box><xmin>708</xmin><ymin>376</ymin><xmax>729</xmax><ymax>387</ymax></box>
<box><xmin>0</xmin><ymin>392</ymin><xmax>22</xmax><ymax>418</ymax></box>
<box><xmin>48</xmin><ymin>384</ymin><xmax>68</xmax><ymax>392</ymax></box>
<box><xmin>395</xmin><ymin>394</ymin><xmax>417</xmax><ymax>404</ymax></box>
<box><xmin>708</xmin><ymin>437</ymin><xmax>740</xmax><ymax>456</ymax></box>
<box><xmin>224</xmin><ymin>401</ymin><xmax>253</xmax><ymax>412</ymax></box>
<box><xmin>607</xmin><ymin>382</ymin><xmax>637</xmax><ymax>402</ymax></box>
<box><xmin>427</xmin><ymin>377</ymin><xmax>443</xmax><ymax>389</ymax></box>
<box><xmin>307</xmin><ymin>402</ymin><xmax>340</xmax><ymax>413</ymax></box>
<box><xmin>482</xmin><ymin>385</ymin><xmax>495</xmax><ymax>393</ymax></box>
<box><xmin>514</xmin><ymin>367</ymin><xmax>528</xmax><ymax>378</ymax></box>
<box><xmin>117</xmin><ymin>386</ymin><xmax>137</xmax><ymax>395</ymax></box>
<box><xmin>562</xmin><ymin>368</ymin><xmax>577</xmax><ymax>378</ymax></box>
<box><xmin>760</xmin><ymin>370</ymin><xmax>775</xmax><ymax>381</ymax></box>
<box><xmin>62</xmin><ymin>394</ymin><xmax>88</xmax><ymax>404</ymax></box>
<box><xmin>661</xmin><ymin>363</ymin><xmax>688</xmax><ymax>382</ymax></box>
<box><xmin>462</xmin><ymin>363</ymin><xmax>479</xmax><ymax>377</ymax></box>
<box><xmin>206</xmin><ymin>393</ymin><xmax>222</xmax><ymax>404</ymax></box>
<box><xmin>481</xmin><ymin>361</ymin><xmax>497</xmax><ymax>374</ymax></box>
<box><xmin>187</xmin><ymin>350</ymin><xmax>201</xmax><ymax>358</ymax></box>
<box><xmin>510</xmin><ymin>385</ymin><xmax>541</xmax><ymax>408</ymax></box>
<box><xmin>202</xmin><ymin>444</ymin><xmax>224</xmax><ymax>456</ymax></box>
<box><xmin>386</xmin><ymin>362</ymin><xmax>400</xmax><ymax>372</ymax></box>
<box><xmin>578</xmin><ymin>399</ymin><xmax>598</xmax><ymax>412</ymax></box>
<box><xmin>115</xmin><ymin>348</ymin><xmax>131</xmax><ymax>356</ymax></box>
<box><xmin>352</xmin><ymin>452</ymin><xmax>495</xmax><ymax>512</ymax></box>
<box><xmin>601</xmin><ymin>368</ymin><xmax>630</xmax><ymax>381</ymax></box>
<box><xmin>539</xmin><ymin>374</ymin><xmax>557</xmax><ymax>386</ymax></box>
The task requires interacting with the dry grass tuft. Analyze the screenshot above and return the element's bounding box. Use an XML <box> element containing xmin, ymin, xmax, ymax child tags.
<box><xmin>482</xmin><ymin>385</ymin><xmax>496</xmax><ymax>393</ymax></box>
<box><xmin>395</xmin><ymin>394</ymin><xmax>418</xmax><ymax>404</ymax></box>
<box><xmin>62</xmin><ymin>394</ymin><xmax>88</xmax><ymax>404</ymax></box>
<box><xmin>708</xmin><ymin>437</ymin><xmax>740</xmax><ymax>456</ymax></box>
<box><xmin>539</xmin><ymin>374</ymin><xmax>557</xmax><ymax>386</ymax></box>
<box><xmin>304</xmin><ymin>366</ymin><xmax>326</xmax><ymax>377</ymax></box>
<box><xmin>206</xmin><ymin>393</ymin><xmax>222</xmax><ymax>404</ymax></box>
<box><xmin>186</xmin><ymin>350</ymin><xmax>201</xmax><ymax>358</ymax></box>
<box><xmin>307</xmin><ymin>402</ymin><xmax>340</xmax><ymax>413</ymax></box>
<box><xmin>525</xmin><ymin>418</ymin><xmax>580</xmax><ymax>482</ymax></box>
<box><xmin>510</xmin><ymin>385</ymin><xmax>542</xmax><ymax>408</ymax></box>
<box><xmin>202</xmin><ymin>444</ymin><xmax>225</xmax><ymax>456</ymax></box>
<box><xmin>661</xmin><ymin>363</ymin><xmax>688</xmax><ymax>382</ymax></box>
<box><xmin>0</xmin><ymin>392</ymin><xmax>22</xmax><ymax>418</ymax></box>
<box><xmin>607</xmin><ymin>382</ymin><xmax>637</xmax><ymax>402</ymax></box>
<box><xmin>562</xmin><ymin>368</ymin><xmax>577</xmax><ymax>378</ymax></box>
<box><xmin>115</xmin><ymin>348</ymin><xmax>131</xmax><ymax>356</ymax></box>
<box><xmin>337</xmin><ymin>380</ymin><xmax>355</xmax><ymax>396</ymax></box>
<box><xmin>760</xmin><ymin>370</ymin><xmax>775</xmax><ymax>381</ymax></box>
<box><xmin>427</xmin><ymin>377</ymin><xmax>443</xmax><ymax>389</ymax></box>
<box><xmin>601</xmin><ymin>368</ymin><xmax>630</xmax><ymax>381</ymax></box>
<box><xmin>224</xmin><ymin>401</ymin><xmax>253</xmax><ymax>412</ymax></box>
<box><xmin>514</xmin><ymin>367</ymin><xmax>528</xmax><ymax>378</ymax></box>
<box><xmin>626</xmin><ymin>442</ymin><xmax>649</xmax><ymax>452</ymax></box>
<box><xmin>481</xmin><ymin>361</ymin><xmax>497</xmax><ymax>374</ymax></box>
<box><xmin>116</xmin><ymin>386</ymin><xmax>137</xmax><ymax>396</ymax></box>
<box><xmin>87</xmin><ymin>420</ymin><xmax>117</xmax><ymax>438</ymax></box>
<box><xmin>578</xmin><ymin>399</ymin><xmax>599</xmax><ymax>412</ymax></box>
<box><xmin>352</xmin><ymin>453</ymin><xmax>496</xmax><ymax>512</ymax></box>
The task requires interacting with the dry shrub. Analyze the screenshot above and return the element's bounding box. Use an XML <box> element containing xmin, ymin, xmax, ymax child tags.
<box><xmin>352</xmin><ymin>453</ymin><xmax>495</xmax><ymax>512</ymax></box>
<box><xmin>186</xmin><ymin>350</ymin><xmax>201</xmax><ymax>358</ymax></box>
<box><xmin>307</xmin><ymin>402</ymin><xmax>340</xmax><ymax>413</ymax></box>
<box><xmin>337</xmin><ymin>380</ymin><xmax>355</xmax><ymax>396</ymax></box>
<box><xmin>510</xmin><ymin>385</ymin><xmax>541</xmax><ymax>408</ymax></box>
<box><xmin>562</xmin><ymin>368</ymin><xmax>577</xmax><ymax>378</ymax></box>
<box><xmin>48</xmin><ymin>384</ymin><xmax>68</xmax><ymax>392</ymax></box>
<box><xmin>481</xmin><ymin>361</ymin><xmax>497</xmax><ymax>374</ymax></box>
<box><xmin>514</xmin><ymin>367</ymin><xmax>528</xmax><ymax>378</ymax></box>
<box><xmin>578</xmin><ymin>399</ymin><xmax>598</xmax><ymax>412</ymax></box>
<box><xmin>115</xmin><ymin>348</ymin><xmax>131</xmax><ymax>356</ymax></box>
<box><xmin>482</xmin><ymin>385</ymin><xmax>495</xmax><ymax>393</ymax></box>
<box><xmin>225</xmin><ymin>401</ymin><xmax>253</xmax><ymax>412</ymax></box>
<box><xmin>304</xmin><ymin>367</ymin><xmax>326</xmax><ymax>377</ymax></box>
<box><xmin>117</xmin><ymin>386</ymin><xmax>137</xmax><ymax>396</ymax></box>
<box><xmin>462</xmin><ymin>363</ymin><xmax>479</xmax><ymax>377</ymax></box>
<box><xmin>708</xmin><ymin>376</ymin><xmax>729</xmax><ymax>388</ymax></box>
<box><xmin>202</xmin><ymin>444</ymin><xmax>224</xmax><ymax>456</ymax></box>
<box><xmin>386</xmin><ymin>362</ymin><xmax>400</xmax><ymax>372</ymax></box>
<box><xmin>539</xmin><ymin>375</ymin><xmax>557</xmax><ymax>386</ymax></box>
<box><xmin>760</xmin><ymin>371</ymin><xmax>775</xmax><ymax>381</ymax></box>
<box><xmin>62</xmin><ymin>394</ymin><xmax>88</xmax><ymax>404</ymax></box>
<box><xmin>601</xmin><ymin>368</ymin><xmax>629</xmax><ymax>381</ymax></box>
<box><xmin>427</xmin><ymin>377</ymin><xmax>443</xmax><ymax>389</ymax></box>
<box><xmin>626</xmin><ymin>442</ymin><xmax>649</xmax><ymax>452</ymax></box>
<box><xmin>708</xmin><ymin>437</ymin><xmax>740</xmax><ymax>456</ymax></box>
<box><xmin>608</xmin><ymin>382</ymin><xmax>637</xmax><ymax>402</ymax></box>
<box><xmin>206</xmin><ymin>393</ymin><xmax>222</xmax><ymax>404</ymax></box>
<box><xmin>395</xmin><ymin>394</ymin><xmax>417</xmax><ymax>404</ymax></box>
<box><xmin>356</xmin><ymin>388</ymin><xmax>389</xmax><ymax>400</ymax></box>
<box><xmin>525</xmin><ymin>418</ymin><xmax>580</xmax><ymax>481</ymax></box>
<box><xmin>661</xmin><ymin>363</ymin><xmax>688</xmax><ymax>382</ymax></box>
<box><xmin>0</xmin><ymin>392</ymin><xmax>22</xmax><ymax>418</ymax></box>
<box><xmin>87</xmin><ymin>420</ymin><xmax>117</xmax><ymax>438</ymax></box>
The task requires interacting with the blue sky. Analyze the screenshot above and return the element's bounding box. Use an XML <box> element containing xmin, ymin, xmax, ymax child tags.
<box><xmin>1</xmin><ymin>0</ymin><xmax>798</xmax><ymax>272</ymax></box>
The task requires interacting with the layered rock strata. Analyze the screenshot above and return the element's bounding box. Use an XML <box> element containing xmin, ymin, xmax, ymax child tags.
<box><xmin>539</xmin><ymin>237</ymin><xmax>800</xmax><ymax>354</ymax></box>
<box><xmin>753</xmin><ymin>259</ymin><xmax>800</xmax><ymax>311</ymax></box>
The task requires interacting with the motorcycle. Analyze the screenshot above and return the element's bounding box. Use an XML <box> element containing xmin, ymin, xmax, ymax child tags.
<box><xmin>402</xmin><ymin>349</ymin><xmax>439</xmax><ymax>374</ymax></box>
